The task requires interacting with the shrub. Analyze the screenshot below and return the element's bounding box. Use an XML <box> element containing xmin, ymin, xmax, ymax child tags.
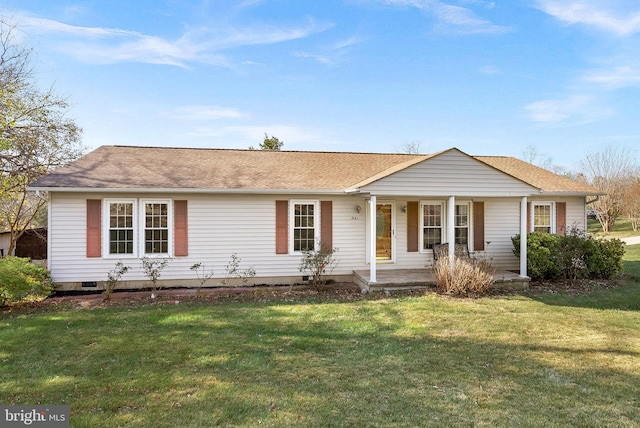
<box><xmin>433</xmin><ymin>256</ymin><xmax>495</xmax><ymax>295</ymax></box>
<box><xmin>298</xmin><ymin>243</ymin><xmax>338</xmax><ymax>290</ymax></box>
<box><xmin>190</xmin><ymin>262</ymin><xmax>215</xmax><ymax>290</ymax></box>
<box><xmin>104</xmin><ymin>261</ymin><xmax>130</xmax><ymax>300</ymax></box>
<box><xmin>0</xmin><ymin>257</ymin><xmax>54</xmax><ymax>306</ymax></box>
<box><xmin>141</xmin><ymin>257</ymin><xmax>170</xmax><ymax>298</ymax></box>
<box><xmin>512</xmin><ymin>232</ymin><xmax>561</xmax><ymax>281</ymax></box>
<box><xmin>556</xmin><ymin>228</ymin><xmax>590</xmax><ymax>283</ymax></box>
<box><xmin>222</xmin><ymin>254</ymin><xmax>256</xmax><ymax>287</ymax></box>
<box><xmin>512</xmin><ymin>231</ymin><xmax>625</xmax><ymax>281</ymax></box>
<box><xmin>584</xmin><ymin>237</ymin><xmax>625</xmax><ymax>279</ymax></box>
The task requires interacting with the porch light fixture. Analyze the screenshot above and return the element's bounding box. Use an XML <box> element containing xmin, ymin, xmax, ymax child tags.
<box><xmin>356</xmin><ymin>205</ymin><xmax>362</xmax><ymax>213</ymax></box>
<box><xmin>401</xmin><ymin>205</ymin><xmax>407</xmax><ymax>213</ymax></box>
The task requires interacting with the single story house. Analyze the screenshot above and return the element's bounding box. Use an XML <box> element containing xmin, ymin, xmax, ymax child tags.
<box><xmin>28</xmin><ymin>146</ymin><xmax>601</xmax><ymax>290</ymax></box>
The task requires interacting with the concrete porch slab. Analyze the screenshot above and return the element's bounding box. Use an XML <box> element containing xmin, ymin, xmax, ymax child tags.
<box><xmin>353</xmin><ymin>269</ymin><xmax>529</xmax><ymax>292</ymax></box>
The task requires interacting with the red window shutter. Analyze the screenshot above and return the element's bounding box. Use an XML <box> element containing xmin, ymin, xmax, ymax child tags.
<box><xmin>86</xmin><ymin>199</ymin><xmax>102</xmax><ymax>258</ymax></box>
<box><xmin>556</xmin><ymin>202</ymin><xmax>566</xmax><ymax>236</ymax></box>
<box><xmin>275</xmin><ymin>200</ymin><xmax>288</xmax><ymax>254</ymax></box>
<box><xmin>174</xmin><ymin>200</ymin><xmax>188</xmax><ymax>256</ymax></box>
<box><xmin>473</xmin><ymin>201</ymin><xmax>485</xmax><ymax>251</ymax></box>
<box><xmin>321</xmin><ymin>201</ymin><xmax>333</xmax><ymax>249</ymax></box>
<box><xmin>407</xmin><ymin>201</ymin><xmax>419</xmax><ymax>252</ymax></box>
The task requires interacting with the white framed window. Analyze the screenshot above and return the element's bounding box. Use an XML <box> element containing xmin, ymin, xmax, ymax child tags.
<box><xmin>141</xmin><ymin>199</ymin><xmax>172</xmax><ymax>256</ymax></box>
<box><xmin>420</xmin><ymin>201</ymin><xmax>472</xmax><ymax>251</ymax></box>
<box><xmin>532</xmin><ymin>202</ymin><xmax>554</xmax><ymax>233</ymax></box>
<box><xmin>420</xmin><ymin>201</ymin><xmax>444</xmax><ymax>250</ymax></box>
<box><xmin>103</xmin><ymin>198</ymin><xmax>173</xmax><ymax>258</ymax></box>
<box><xmin>454</xmin><ymin>203</ymin><xmax>470</xmax><ymax>246</ymax></box>
<box><xmin>290</xmin><ymin>200</ymin><xmax>319</xmax><ymax>253</ymax></box>
<box><xmin>105</xmin><ymin>199</ymin><xmax>137</xmax><ymax>257</ymax></box>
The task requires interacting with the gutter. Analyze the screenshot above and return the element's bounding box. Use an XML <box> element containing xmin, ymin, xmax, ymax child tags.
<box><xmin>26</xmin><ymin>186</ymin><xmax>347</xmax><ymax>196</ymax></box>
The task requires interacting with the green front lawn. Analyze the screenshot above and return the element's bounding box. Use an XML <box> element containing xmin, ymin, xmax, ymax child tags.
<box><xmin>2</xmin><ymin>249</ymin><xmax>640</xmax><ymax>427</ymax></box>
<box><xmin>588</xmin><ymin>217</ymin><xmax>640</xmax><ymax>238</ymax></box>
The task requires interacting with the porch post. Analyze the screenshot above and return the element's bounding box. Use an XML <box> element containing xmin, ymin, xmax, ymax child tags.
<box><xmin>520</xmin><ymin>196</ymin><xmax>528</xmax><ymax>278</ymax></box>
<box><xmin>369</xmin><ymin>195</ymin><xmax>377</xmax><ymax>283</ymax></box>
<box><xmin>447</xmin><ymin>196</ymin><xmax>455</xmax><ymax>260</ymax></box>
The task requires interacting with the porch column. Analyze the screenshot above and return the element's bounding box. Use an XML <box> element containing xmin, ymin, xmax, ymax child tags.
<box><xmin>447</xmin><ymin>196</ymin><xmax>455</xmax><ymax>260</ymax></box>
<box><xmin>520</xmin><ymin>196</ymin><xmax>528</xmax><ymax>278</ymax></box>
<box><xmin>369</xmin><ymin>195</ymin><xmax>377</xmax><ymax>283</ymax></box>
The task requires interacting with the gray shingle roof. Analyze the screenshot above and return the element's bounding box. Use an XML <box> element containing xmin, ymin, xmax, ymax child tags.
<box><xmin>29</xmin><ymin>145</ymin><xmax>601</xmax><ymax>195</ymax></box>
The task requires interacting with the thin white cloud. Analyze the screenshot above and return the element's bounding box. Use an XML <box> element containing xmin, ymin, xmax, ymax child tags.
<box><xmin>583</xmin><ymin>65</ymin><xmax>640</xmax><ymax>88</ymax></box>
<box><xmin>535</xmin><ymin>0</ymin><xmax>640</xmax><ymax>36</ymax></box>
<box><xmin>431</xmin><ymin>2</ymin><xmax>510</xmax><ymax>34</ymax></box>
<box><xmin>16</xmin><ymin>14</ymin><xmax>331</xmax><ymax>67</ymax></box>
<box><xmin>164</xmin><ymin>105</ymin><xmax>246</xmax><ymax>121</ymax></box>
<box><xmin>294</xmin><ymin>51</ymin><xmax>333</xmax><ymax>65</ymax></box>
<box><xmin>21</xmin><ymin>16</ymin><xmax>135</xmax><ymax>37</ymax></box>
<box><xmin>524</xmin><ymin>94</ymin><xmax>613</xmax><ymax>124</ymax></box>
<box><xmin>295</xmin><ymin>35</ymin><xmax>365</xmax><ymax>66</ymax></box>
<box><xmin>382</xmin><ymin>0</ymin><xmax>511</xmax><ymax>35</ymax></box>
<box><xmin>479</xmin><ymin>65</ymin><xmax>502</xmax><ymax>74</ymax></box>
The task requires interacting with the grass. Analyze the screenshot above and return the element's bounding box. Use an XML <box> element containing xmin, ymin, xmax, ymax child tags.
<box><xmin>1</xmin><ymin>249</ymin><xmax>640</xmax><ymax>427</ymax></box>
<box><xmin>588</xmin><ymin>217</ymin><xmax>640</xmax><ymax>238</ymax></box>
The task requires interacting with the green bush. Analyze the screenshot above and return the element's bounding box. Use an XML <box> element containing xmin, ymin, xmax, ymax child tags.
<box><xmin>584</xmin><ymin>238</ymin><xmax>625</xmax><ymax>279</ymax></box>
<box><xmin>556</xmin><ymin>229</ymin><xmax>591</xmax><ymax>282</ymax></box>
<box><xmin>512</xmin><ymin>232</ymin><xmax>561</xmax><ymax>280</ymax></box>
<box><xmin>512</xmin><ymin>231</ymin><xmax>625</xmax><ymax>282</ymax></box>
<box><xmin>0</xmin><ymin>257</ymin><xmax>54</xmax><ymax>306</ymax></box>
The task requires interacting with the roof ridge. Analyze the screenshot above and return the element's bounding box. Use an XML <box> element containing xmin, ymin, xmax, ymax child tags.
<box><xmin>104</xmin><ymin>145</ymin><xmax>429</xmax><ymax>156</ymax></box>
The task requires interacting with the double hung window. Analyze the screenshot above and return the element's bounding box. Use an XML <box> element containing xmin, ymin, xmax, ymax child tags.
<box><xmin>532</xmin><ymin>202</ymin><xmax>553</xmax><ymax>233</ymax></box>
<box><xmin>420</xmin><ymin>201</ymin><xmax>471</xmax><ymax>251</ymax></box>
<box><xmin>422</xmin><ymin>203</ymin><xmax>443</xmax><ymax>250</ymax></box>
<box><xmin>104</xmin><ymin>199</ymin><xmax>172</xmax><ymax>257</ymax></box>
<box><xmin>291</xmin><ymin>200</ymin><xmax>319</xmax><ymax>253</ymax></box>
<box><xmin>109</xmin><ymin>202</ymin><xmax>134</xmax><ymax>254</ymax></box>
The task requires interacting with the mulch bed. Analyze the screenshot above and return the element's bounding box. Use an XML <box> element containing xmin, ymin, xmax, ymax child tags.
<box><xmin>1</xmin><ymin>278</ymin><xmax>627</xmax><ymax>314</ymax></box>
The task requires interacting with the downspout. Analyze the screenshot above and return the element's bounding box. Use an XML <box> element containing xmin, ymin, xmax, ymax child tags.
<box><xmin>585</xmin><ymin>195</ymin><xmax>600</xmax><ymax>205</ymax></box>
<box><xmin>35</xmin><ymin>191</ymin><xmax>51</xmax><ymax>271</ymax></box>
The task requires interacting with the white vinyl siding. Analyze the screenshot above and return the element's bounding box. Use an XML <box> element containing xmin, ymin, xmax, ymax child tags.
<box><xmin>46</xmin><ymin>192</ymin><xmax>588</xmax><ymax>286</ymax></box>
<box><xmin>361</xmin><ymin>150</ymin><xmax>537</xmax><ymax>197</ymax></box>
<box><xmin>48</xmin><ymin>193</ymin><xmax>371</xmax><ymax>284</ymax></box>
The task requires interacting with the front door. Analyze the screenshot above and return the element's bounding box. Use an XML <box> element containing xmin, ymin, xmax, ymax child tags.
<box><xmin>376</xmin><ymin>202</ymin><xmax>394</xmax><ymax>261</ymax></box>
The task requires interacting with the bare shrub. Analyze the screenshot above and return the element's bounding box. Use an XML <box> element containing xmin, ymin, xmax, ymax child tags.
<box><xmin>433</xmin><ymin>256</ymin><xmax>495</xmax><ymax>295</ymax></box>
<box><xmin>104</xmin><ymin>261</ymin><xmax>130</xmax><ymax>300</ymax></box>
<box><xmin>221</xmin><ymin>253</ymin><xmax>256</xmax><ymax>287</ymax></box>
<box><xmin>298</xmin><ymin>242</ymin><xmax>338</xmax><ymax>290</ymax></box>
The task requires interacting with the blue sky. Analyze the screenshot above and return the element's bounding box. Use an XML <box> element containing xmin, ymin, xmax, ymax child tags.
<box><xmin>2</xmin><ymin>1</ymin><xmax>639</xmax><ymax>169</ymax></box>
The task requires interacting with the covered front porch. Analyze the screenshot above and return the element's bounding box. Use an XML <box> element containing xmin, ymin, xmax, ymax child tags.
<box><xmin>361</xmin><ymin>194</ymin><xmax>530</xmax><ymax>287</ymax></box>
<box><xmin>353</xmin><ymin>268</ymin><xmax>530</xmax><ymax>293</ymax></box>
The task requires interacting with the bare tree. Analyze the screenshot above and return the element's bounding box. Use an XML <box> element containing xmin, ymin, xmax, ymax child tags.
<box><xmin>521</xmin><ymin>145</ymin><xmax>553</xmax><ymax>169</ymax></box>
<box><xmin>622</xmin><ymin>180</ymin><xmax>640</xmax><ymax>231</ymax></box>
<box><xmin>0</xmin><ymin>21</ymin><xmax>83</xmax><ymax>254</ymax></box>
<box><xmin>396</xmin><ymin>141</ymin><xmax>423</xmax><ymax>154</ymax></box>
<box><xmin>578</xmin><ymin>145</ymin><xmax>638</xmax><ymax>232</ymax></box>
